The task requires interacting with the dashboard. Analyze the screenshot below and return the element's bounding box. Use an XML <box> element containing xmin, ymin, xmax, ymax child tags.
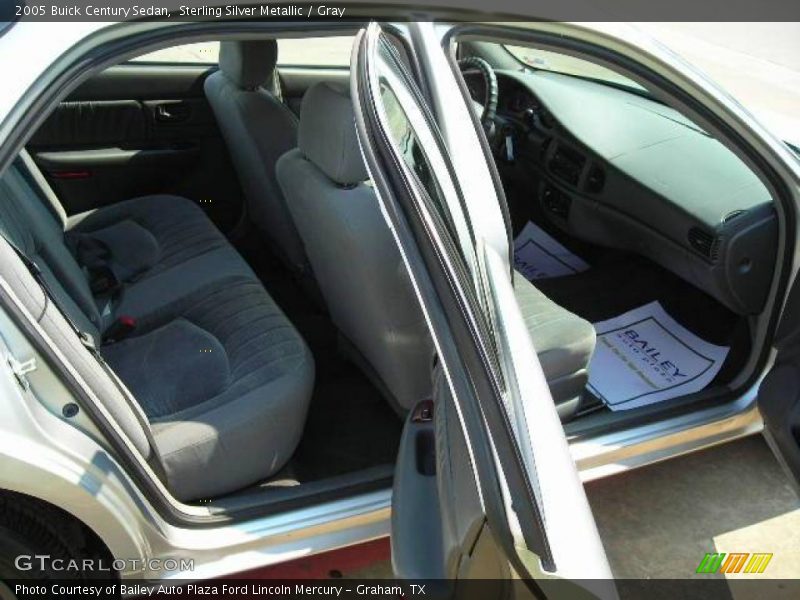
<box><xmin>465</xmin><ymin>69</ymin><xmax>778</xmax><ymax>315</ymax></box>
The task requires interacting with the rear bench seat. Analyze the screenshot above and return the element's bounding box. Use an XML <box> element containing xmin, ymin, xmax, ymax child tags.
<box><xmin>0</xmin><ymin>153</ymin><xmax>314</xmax><ymax>501</ymax></box>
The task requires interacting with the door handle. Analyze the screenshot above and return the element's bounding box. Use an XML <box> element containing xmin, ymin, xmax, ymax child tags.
<box><xmin>155</xmin><ymin>102</ymin><xmax>191</xmax><ymax>123</ymax></box>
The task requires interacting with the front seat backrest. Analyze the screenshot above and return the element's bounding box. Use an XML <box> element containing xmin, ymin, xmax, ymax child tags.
<box><xmin>276</xmin><ymin>82</ymin><xmax>435</xmax><ymax>412</ymax></box>
<box><xmin>204</xmin><ymin>40</ymin><xmax>306</xmax><ymax>273</ymax></box>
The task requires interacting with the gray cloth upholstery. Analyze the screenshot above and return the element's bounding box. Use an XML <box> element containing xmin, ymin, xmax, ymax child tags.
<box><xmin>72</xmin><ymin>220</ymin><xmax>160</xmax><ymax>281</ymax></box>
<box><xmin>0</xmin><ymin>237</ymin><xmax>155</xmax><ymax>461</ymax></box>
<box><xmin>0</xmin><ymin>162</ymin><xmax>152</xmax><ymax>459</ymax></box>
<box><xmin>277</xmin><ymin>83</ymin><xmax>434</xmax><ymax>411</ymax></box>
<box><xmin>0</xmin><ymin>166</ymin><xmax>101</xmax><ymax>337</ymax></box>
<box><xmin>204</xmin><ymin>41</ymin><xmax>306</xmax><ymax>274</ymax></box>
<box><xmin>297</xmin><ymin>83</ymin><xmax>369</xmax><ymax>185</ymax></box>
<box><xmin>102</xmin><ymin>277</ymin><xmax>314</xmax><ymax>500</ymax></box>
<box><xmin>69</xmin><ymin>195</ymin><xmax>253</xmax><ymax>325</ymax></box>
<box><xmin>279</xmin><ymin>83</ymin><xmax>597</xmax><ymax>415</ymax></box>
<box><xmin>69</xmin><ymin>195</ymin><xmax>227</xmax><ymax>277</ymax></box>
<box><xmin>103</xmin><ymin>318</ymin><xmax>231</xmax><ymax>419</ymax></box>
<box><xmin>219</xmin><ymin>40</ymin><xmax>278</xmax><ymax>90</ymax></box>
<box><xmin>513</xmin><ymin>272</ymin><xmax>596</xmax><ymax>420</ymax></box>
<box><xmin>0</xmin><ymin>159</ymin><xmax>315</xmax><ymax>501</ymax></box>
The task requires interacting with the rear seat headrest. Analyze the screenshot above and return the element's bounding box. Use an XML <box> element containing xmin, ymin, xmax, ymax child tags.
<box><xmin>298</xmin><ymin>82</ymin><xmax>368</xmax><ymax>186</ymax></box>
<box><xmin>219</xmin><ymin>40</ymin><xmax>278</xmax><ymax>90</ymax></box>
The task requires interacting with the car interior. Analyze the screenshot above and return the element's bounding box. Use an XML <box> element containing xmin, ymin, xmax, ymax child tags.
<box><xmin>453</xmin><ymin>40</ymin><xmax>779</xmax><ymax>436</ymax></box>
<box><xmin>0</xmin><ymin>29</ymin><xmax>780</xmax><ymax>508</ymax></box>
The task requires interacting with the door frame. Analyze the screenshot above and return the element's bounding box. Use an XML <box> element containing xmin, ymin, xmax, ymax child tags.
<box><xmin>352</xmin><ymin>22</ymin><xmax>615</xmax><ymax>587</ymax></box>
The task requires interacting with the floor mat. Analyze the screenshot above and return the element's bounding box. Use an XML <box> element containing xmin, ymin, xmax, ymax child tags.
<box><xmin>533</xmin><ymin>255</ymin><xmax>749</xmax><ymax>387</ymax></box>
<box><xmin>293</xmin><ymin>366</ymin><xmax>403</xmax><ymax>481</ymax></box>
<box><xmin>587</xmin><ymin>301</ymin><xmax>730</xmax><ymax>411</ymax></box>
<box><xmin>513</xmin><ymin>221</ymin><xmax>590</xmax><ymax>280</ymax></box>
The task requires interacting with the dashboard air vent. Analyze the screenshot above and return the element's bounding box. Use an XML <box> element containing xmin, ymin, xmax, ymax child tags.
<box><xmin>585</xmin><ymin>164</ymin><xmax>605</xmax><ymax>193</ymax></box>
<box><xmin>538</xmin><ymin>109</ymin><xmax>555</xmax><ymax>129</ymax></box>
<box><xmin>548</xmin><ymin>144</ymin><xmax>586</xmax><ymax>186</ymax></box>
<box><xmin>688</xmin><ymin>227</ymin><xmax>718</xmax><ymax>260</ymax></box>
<box><xmin>539</xmin><ymin>137</ymin><xmax>552</xmax><ymax>161</ymax></box>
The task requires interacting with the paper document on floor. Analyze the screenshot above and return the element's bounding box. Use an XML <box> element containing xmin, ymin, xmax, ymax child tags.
<box><xmin>587</xmin><ymin>301</ymin><xmax>729</xmax><ymax>411</ymax></box>
<box><xmin>513</xmin><ymin>221</ymin><xmax>590</xmax><ymax>280</ymax></box>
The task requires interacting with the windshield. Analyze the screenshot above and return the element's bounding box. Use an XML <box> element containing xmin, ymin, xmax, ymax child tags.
<box><xmin>505</xmin><ymin>45</ymin><xmax>648</xmax><ymax>93</ymax></box>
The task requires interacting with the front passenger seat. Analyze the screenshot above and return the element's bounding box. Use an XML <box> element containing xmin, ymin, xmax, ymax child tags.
<box><xmin>276</xmin><ymin>82</ymin><xmax>436</xmax><ymax>412</ymax></box>
<box><xmin>277</xmin><ymin>83</ymin><xmax>595</xmax><ymax>422</ymax></box>
<box><xmin>205</xmin><ymin>40</ymin><xmax>306</xmax><ymax>274</ymax></box>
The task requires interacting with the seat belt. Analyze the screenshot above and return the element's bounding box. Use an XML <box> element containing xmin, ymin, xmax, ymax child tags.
<box><xmin>0</xmin><ymin>233</ymin><xmax>167</xmax><ymax>483</ymax></box>
<box><xmin>64</xmin><ymin>232</ymin><xmax>123</xmax><ymax>297</ymax></box>
<box><xmin>3</xmin><ymin>237</ymin><xmax>96</xmax><ymax>350</ymax></box>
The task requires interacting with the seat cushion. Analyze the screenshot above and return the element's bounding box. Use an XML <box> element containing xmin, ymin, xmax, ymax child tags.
<box><xmin>102</xmin><ymin>276</ymin><xmax>314</xmax><ymax>501</ymax></box>
<box><xmin>68</xmin><ymin>194</ymin><xmax>231</xmax><ymax>278</ymax></box>
<box><xmin>76</xmin><ymin>196</ymin><xmax>314</xmax><ymax>500</ymax></box>
<box><xmin>68</xmin><ymin>195</ymin><xmax>254</xmax><ymax>325</ymax></box>
<box><xmin>204</xmin><ymin>55</ymin><xmax>305</xmax><ymax>274</ymax></box>
<box><xmin>514</xmin><ymin>271</ymin><xmax>596</xmax><ymax>418</ymax></box>
<box><xmin>3</xmin><ymin>158</ymin><xmax>315</xmax><ymax>501</ymax></box>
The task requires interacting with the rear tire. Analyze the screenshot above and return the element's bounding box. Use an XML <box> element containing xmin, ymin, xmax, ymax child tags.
<box><xmin>0</xmin><ymin>580</ymin><xmax>18</xmax><ymax>600</ymax></box>
<box><xmin>0</xmin><ymin>492</ymin><xmax>107</xmax><ymax>581</ymax></box>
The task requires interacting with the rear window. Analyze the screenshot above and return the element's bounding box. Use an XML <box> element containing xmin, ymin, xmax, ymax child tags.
<box><xmin>130</xmin><ymin>36</ymin><xmax>354</xmax><ymax>67</ymax></box>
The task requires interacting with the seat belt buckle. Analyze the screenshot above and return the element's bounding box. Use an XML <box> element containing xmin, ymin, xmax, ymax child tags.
<box><xmin>88</xmin><ymin>265</ymin><xmax>121</xmax><ymax>296</ymax></box>
<box><xmin>103</xmin><ymin>315</ymin><xmax>137</xmax><ymax>344</ymax></box>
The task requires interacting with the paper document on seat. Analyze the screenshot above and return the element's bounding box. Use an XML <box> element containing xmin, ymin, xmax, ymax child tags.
<box><xmin>588</xmin><ymin>301</ymin><xmax>729</xmax><ymax>411</ymax></box>
<box><xmin>513</xmin><ymin>221</ymin><xmax>589</xmax><ymax>280</ymax></box>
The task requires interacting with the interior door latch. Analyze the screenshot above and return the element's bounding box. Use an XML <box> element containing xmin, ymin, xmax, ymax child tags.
<box><xmin>155</xmin><ymin>102</ymin><xmax>190</xmax><ymax>123</ymax></box>
<box><xmin>411</xmin><ymin>399</ymin><xmax>434</xmax><ymax>423</ymax></box>
<box><xmin>8</xmin><ymin>354</ymin><xmax>36</xmax><ymax>391</ymax></box>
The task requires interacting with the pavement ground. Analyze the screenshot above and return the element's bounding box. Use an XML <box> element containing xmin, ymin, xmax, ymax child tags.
<box><xmin>260</xmin><ymin>435</ymin><xmax>800</xmax><ymax>588</ymax></box>
<box><xmin>337</xmin><ymin>435</ymin><xmax>800</xmax><ymax>589</ymax></box>
<box><xmin>587</xmin><ymin>436</ymin><xmax>799</xmax><ymax>586</ymax></box>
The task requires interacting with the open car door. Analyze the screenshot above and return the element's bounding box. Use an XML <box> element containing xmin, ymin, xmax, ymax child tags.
<box><xmin>352</xmin><ymin>23</ymin><xmax>616</xmax><ymax>598</ymax></box>
<box><xmin>758</xmin><ymin>277</ymin><xmax>800</xmax><ymax>488</ymax></box>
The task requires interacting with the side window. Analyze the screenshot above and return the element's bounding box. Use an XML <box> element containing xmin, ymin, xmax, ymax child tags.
<box><xmin>277</xmin><ymin>36</ymin><xmax>354</xmax><ymax>67</ymax></box>
<box><xmin>374</xmin><ymin>40</ymin><xmax>474</xmax><ymax>272</ymax></box>
<box><xmin>130</xmin><ymin>42</ymin><xmax>219</xmax><ymax>64</ymax></box>
<box><xmin>129</xmin><ymin>36</ymin><xmax>354</xmax><ymax>67</ymax></box>
<box><xmin>380</xmin><ymin>86</ymin><xmax>453</xmax><ymax>232</ymax></box>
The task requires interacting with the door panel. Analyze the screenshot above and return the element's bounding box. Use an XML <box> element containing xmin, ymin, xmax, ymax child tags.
<box><xmin>354</xmin><ymin>23</ymin><xmax>615</xmax><ymax>594</ymax></box>
<box><xmin>352</xmin><ymin>25</ymin><xmax>533</xmax><ymax>589</ymax></box>
<box><xmin>32</xmin><ymin>100</ymin><xmax>147</xmax><ymax>147</ymax></box>
<box><xmin>67</xmin><ymin>64</ymin><xmax>211</xmax><ymax>100</ymax></box>
<box><xmin>26</xmin><ymin>64</ymin><xmax>244</xmax><ymax>232</ymax></box>
<box><xmin>391</xmin><ymin>399</ymin><xmax>447</xmax><ymax>580</ymax></box>
<box><xmin>393</xmin><ymin>369</ymin><xmax>510</xmax><ymax>597</ymax></box>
